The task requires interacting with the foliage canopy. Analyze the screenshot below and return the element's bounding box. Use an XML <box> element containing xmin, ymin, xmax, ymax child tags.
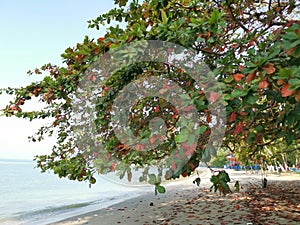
<box><xmin>1</xmin><ymin>0</ymin><xmax>300</xmax><ymax>188</ymax></box>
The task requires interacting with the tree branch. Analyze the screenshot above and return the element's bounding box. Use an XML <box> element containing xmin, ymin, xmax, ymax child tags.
<box><xmin>226</xmin><ymin>1</ymin><xmax>249</xmax><ymax>32</ymax></box>
<box><xmin>226</xmin><ymin>144</ymin><xmax>234</xmax><ymax>153</ymax></box>
<box><xmin>204</xmin><ymin>162</ymin><xmax>224</xmax><ymax>173</ymax></box>
<box><xmin>268</xmin><ymin>0</ymin><xmax>272</xmax><ymax>11</ymax></box>
<box><xmin>194</xmin><ymin>45</ymin><xmax>225</xmax><ymax>56</ymax></box>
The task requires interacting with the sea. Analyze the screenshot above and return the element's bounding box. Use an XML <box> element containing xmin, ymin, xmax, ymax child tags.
<box><xmin>0</xmin><ymin>159</ymin><xmax>150</xmax><ymax>225</ymax></box>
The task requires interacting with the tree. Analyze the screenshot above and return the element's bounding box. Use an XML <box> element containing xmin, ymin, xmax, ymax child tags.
<box><xmin>1</xmin><ymin>0</ymin><xmax>300</xmax><ymax>190</ymax></box>
<box><xmin>210</xmin><ymin>148</ymin><xmax>228</xmax><ymax>168</ymax></box>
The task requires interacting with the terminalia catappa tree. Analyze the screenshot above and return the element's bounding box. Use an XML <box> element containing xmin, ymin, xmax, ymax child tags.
<box><xmin>1</xmin><ymin>0</ymin><xmax>300</xmax><ymax>193</ymax></box>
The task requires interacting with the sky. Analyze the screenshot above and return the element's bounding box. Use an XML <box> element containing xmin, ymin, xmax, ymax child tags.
<box><xmin>0</xmin><ymin>0</ymin><xmax>115</xmax><ymax>160</ymax></box>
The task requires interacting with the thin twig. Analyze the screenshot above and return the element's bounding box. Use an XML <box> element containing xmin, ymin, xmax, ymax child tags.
<box><xmin>204</xmin><ymin>162</ymin><xmax>224</xmax><ymax>174</ymax></box>
<box><xmin>226</xmin><ymin>0</ymin><xmax>249</xmax><ymax>32</ymax></box>
<box><xmin>194</xmin><ymin>45</ymin><xmax>225</xmax><ymax>56</ymax></box>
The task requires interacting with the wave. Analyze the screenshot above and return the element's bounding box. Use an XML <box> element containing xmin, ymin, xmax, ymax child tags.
<box><xmin>0</xmin><ymin>191</ymin><xmax>143</xmax><ymax>225</ymax></box>
<box><xmin>1</xmin><ymin>204</ymin><xmax>89</xmax><ymax>225</ymax></box>
<box><xmin>0</xmin><ymin>159</ymin><xmax>33</xmax><ymax>165</ymax></box>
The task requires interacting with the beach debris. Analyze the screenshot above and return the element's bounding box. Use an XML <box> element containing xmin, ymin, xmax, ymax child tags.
<box><xmin>262</xmin><ymin>178</ymin><xmax>267</xmax><ymax>188</ymax></box>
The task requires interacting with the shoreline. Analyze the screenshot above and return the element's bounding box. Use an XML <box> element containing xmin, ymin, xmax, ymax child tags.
<box><xmin>49</xmin><ymin>170</ymin><xmax>300</xmax><ymax>225</ymax></box>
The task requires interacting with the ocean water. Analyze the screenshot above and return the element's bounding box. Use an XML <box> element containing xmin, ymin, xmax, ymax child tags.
<box><xmin>0</xmin><ymin>159</ymin><xmax>149</xmax><ymax>225</ymax></box>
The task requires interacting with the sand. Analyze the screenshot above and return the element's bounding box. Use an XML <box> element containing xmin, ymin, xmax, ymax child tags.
<box><xmin>50</xmin><ymin>169</ymin><xmax>300</xmax><ymax>225</ymax></box>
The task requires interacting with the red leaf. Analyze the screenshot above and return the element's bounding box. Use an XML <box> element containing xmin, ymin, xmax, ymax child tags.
<box><xmin>10</xmin><ymin>106</ymin><xmax>18</xmax><ymax>111</ymax></box>
<box><xmin>262</xmin><ymin>63</ymin><xmax>276</xmax><ymax>74</ymax></box>
<box><xmin>228</xmin><ymin>112</ymin><xmax>237</xmax><ymax>122</ymax></box>
<box><xmin>239</xmin><ymin>111</ymin><xmax>247</xmax><ymax>116</ymax></box>
<box><xmin>233</xmin><ymin>73</ymin><xmax>244</xmax><ymax>82</ymax></box>
<box><xmin>183</xmin><ymin>105</ymin><xmax>194</xmax><ymax>112</ymax></box>
<box><xmin>208</xmin><ymin>91</ymin><xmax>219</xmax><ymax>103</ymax></box>
<box><xmin>110</xmin><ymin>163</ymin><xmax>117</xmax><ymax>171</ymax></box>
<box><xmin>275</xmin><ymin>6</ymin><xmax>281</xmax><ymax>12</ymax></box>
<box><xmin>245</xmin><ymin>72</ymin><xmax>256</xmax><ymax>82</ymax></box>
<box><xmin>182</xmin><ymin>171</ymin><xmax>188</xmax><ymax>177</ymax></box>
<box><xmin>157</xmin><ymin>134</ymin><xmax>164</xmax><ymax>141</ymax></box>
<box><xmin>247</xmin><ymin>40</ymin><xmax>255</xmax><ymax>47</ymax></box>
<box><xmin>231</xmin><ymin>43</ymin><xmax>239</xmax><ymax>48</ymax></box>
<box><xmin>206</xmin><ymin>115</ymin><xmax>211</xmax><ymax>123</ymax></box>
<box><xmin>188</xmin><ymin>162</ymin><xmax>196</xmax><ymax>170</ymax></box>
<box><xmin>165</xmin><ymin>171</ymin><xmax>170</xmax><ymax>180</ymax></box>
<box><xmin>87</xmin><ymin>75</ymin><xmax>97</xmax><ymax>82</ymax></box>
<box><xmin>295</xmin><ymin>90</ymin><xmax>300</xmax><ymax>102</ymax></box>
<box><xmin>17</xmin><ymin>99</ymin><xmax>25</xmax><ymax>106</ymax></box>
<box><xmin>286</xmin><ymin>46</ymin><xmax>295</xmax><ymax>55</ymax></box>
<box><xmin>149</xmin><ymin>135</ymin><xmax>156</xmax><ymax>145</ymax></box>
<box><xmin>182</xmin><ymin>143</ymin><xmax>197</xmax><ymax>157</ymax></box>
<box><xmin>97</xmin><ymin>37</ymin><xmax>105</xmax><ymax>43</ymax></box>
<box><xmin>172</xmin><ymin>158</ymin><xmax>176</xmax><ymax>171</ymax></box>
<box><xmin>135</xmin><ymin>144</ymin><xmax>145</xmax><ymax>151</ymax></box>
<box><xmin>281</xmin><ymin>83</ymin><xmax>296</xmax><ymax>97</ymax></box>
<box><xmin>127</xmin><ymin>172</ymin><xmax>132</xmax><ymax>182</ymax></box>
<box><xmin>204</xmin><ymin>129</ymin><xmax>211</xmax><ymax>135</ymax></box>
<box><xmin>258</xmin><ymin>80</ymin><xmax>269</xmax><ymax>89</ymax></box>
<box><xmin>233</xmin><ymin>123</ymin><xmax>244</xmax><ymax>135</ymax></box>
<box><xmin>277</xmin><ymin>79</ymin><xmax>285</xmax><ymax>85</ymax></box>
<box><xmin>286</xmin><ymin>20</ymin><xmax>295</xmax><ymax>27</ymax></box>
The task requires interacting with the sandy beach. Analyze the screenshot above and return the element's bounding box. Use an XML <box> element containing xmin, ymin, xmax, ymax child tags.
<box><xmin>50</xmin><ymin>169</ymin><xmax>300</xmax><ymax>225</ymax></box>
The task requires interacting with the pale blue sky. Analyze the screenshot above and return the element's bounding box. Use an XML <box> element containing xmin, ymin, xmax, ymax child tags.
<box><xmin>0</xmin><ymin>0</ymin><xmax>115</xmax><ymax>159</ymax></box>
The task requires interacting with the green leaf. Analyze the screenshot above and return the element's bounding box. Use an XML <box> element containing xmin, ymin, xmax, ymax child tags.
<box><xmin>219</xmin><ymin>171</ymin><xmax>230</xmax><ymax>182</ymax></box>
<box><xmin>255</xmin><ymin>125</ymin><xmax>264</xmax><ymax>132</ymax></box>
<box><xmin>244</xmin><ymin>61</ymin><xmax>256</xmax><ymax>68</ymax></box>
<box><xmin>245</xmin><ymin>95</ymin><xmax>257</xmax><ymax>105</ymax></box>
<box><xmin>119</xmin><ymin>169</ymin><xmax>126</xmax><ymax>180</ymax></box>
<box><xmin>234</xmin><ymin>181</ymin><xmax>240</xmax><ymax>192</ymax></box>
<box><xmin>196</xmin><ymin>126</ymin><xmax>207</xmax><ymax>135</ymax></box>
<box><xmin>115</xmin><ymin>0</ymin><xmax>128</xmax><ymax>7</ymax></box>
<box><xmin>205</xmin><ymin>146</ymin><xmax>216</xmax><ymax>157</ymax></box>
<box><xmin>209</xmin><ymin>10</ymin><xmax>222</xmax><ymax>24</ymax></box>
<box><xmin>155</xmin><ymin>185</ymin><xmax>166</xmax><ymax>194</ymax></box>
<box><xmin>175</xmin><ymin>128</ymin><xmax>189</xmax><ymax>143</ymax></box>
<box><xmin>210</xmin><ymin>175</ymin><xmax>218</xmax><ymax>183</ymax></box>
<box><xmin>231</xmin><ymin>89</ymin><xmax>248</xmax><ymax>98</ymax></box>
<box><xmin>139</xmin><ymin>176</ymin><xmax>145</xmax><ymax>182</ymax></box>
<box><xmin>160</xmin><ymin>9</ymin><xmax>168</xmax><ymax>24</ymax></box>
<box><xmin>224</xmin><ymin>94</ymin><xmax>231</xmax><ymax>100</ymax></box>
<box><xmin>193</xmin><ymin>99</ymin><xmax>207</xmax><ymax>110</ymax></box>
<box><xmin>286</xmin><ymin>133</ymin><xmax>295</xmax><ymax>145</ymax></box>
<box><xmin>201</xmin><ymin>149</ymin><xmax>211</xmax><ymax>162</ymax></box>
<box><xmin>219</xmin><ymin>180</ymin><xmax>231</xmax><ymax>194</ymax></box>
<box><xmin>246</xmin><ymin>132</ymin><xmax>255</xmax><ymax>144</ymax></box>
<box><xmin>148</xmin><ymin>174</ymin><xmax>156</xmax><ymax>185</ymax></box>
<box><xmin>267</xmin><ymin>46</ymin><xmax>281</xmax><ymax>59</ymax></box>
<box><xmin>292</xmin><ymin>45</ymin><xmax>300</xmax><ymax>58</ymax></box>
<box><xmin>187</xmin><ymin>135</ymin><xmax>196</xmax><ymax>146</ymax></box>
<box><xmin>289</xmin><ymin>78</ymin><xmax>300</xmax><ymax>89</ymax></box>
<box><xmin>193</xmin><ymin>177</ymin><xmax>201</xmax><ymax>186</ymax></box>
<box><xmin>277</xmin><ymin>67</ymin><xmax>295</xmax><ymax>79</ymax></box>
<box><xmin>224</xmin><ymin>75</ymin><xmax>233</xmax><ymax>83</ymax></box>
